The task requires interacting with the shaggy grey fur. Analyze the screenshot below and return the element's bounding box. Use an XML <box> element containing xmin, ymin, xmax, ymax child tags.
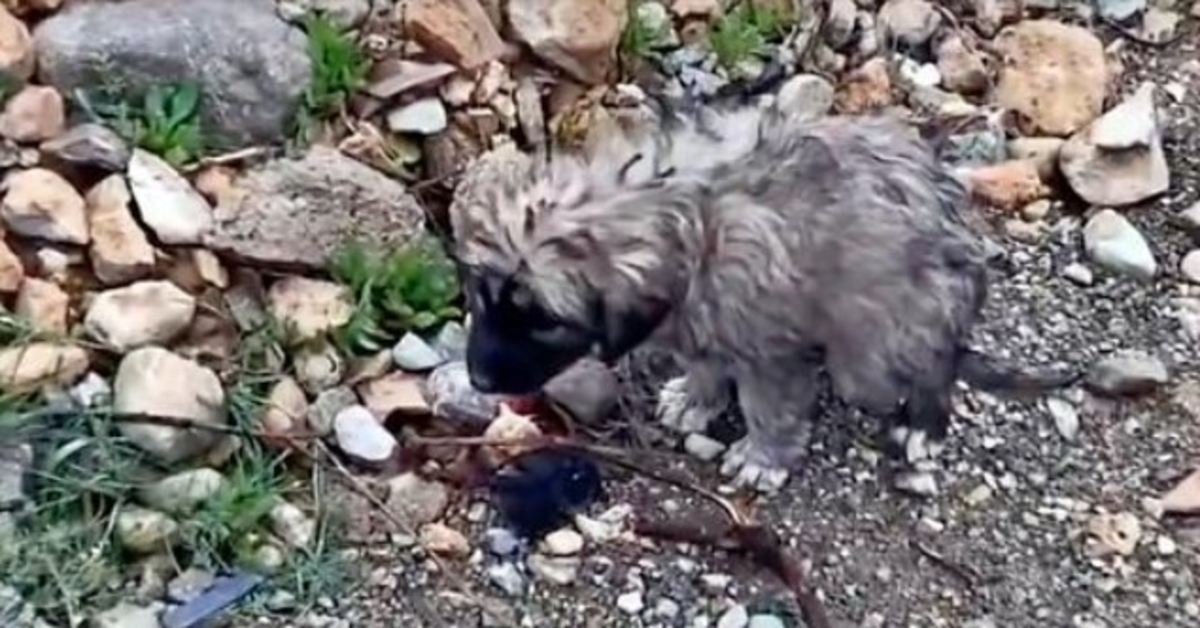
<box><xmin>448</xmin><ymin>100</ymin><xmax>1067</xmax><ymax>493</ymax></box>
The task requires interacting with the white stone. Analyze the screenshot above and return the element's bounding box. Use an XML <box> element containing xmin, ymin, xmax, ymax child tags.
<box><xmin>1083</xmin><ymin>209</ymin><xmax>1157</xmax><ymax>281</ymax></box>
<box><xmin>616</xmin><ymin>590</ymin><xmax>645</xmax><ymax>615</ymax></box>
<box><xmin>128</xmin><ymin>148</ymin><xmax>214</xmax><ymax>244</ymax></box>
<box><xmin>1045</xmin><ymin>397</ymin><xmax>1080</xmax><ymax>441</ymax></box>
<box><xmin>386</xmin><ymin>97</ymin><xmax>448</xmax><ymax>135</ymax></box>
<box><xmin>392</xmin><ymin>332</ymin><xmax>445</xmax><ymax>371</ymax></box>
<box><xmin>1180</xmin><ymin>250</ymin><xmax>1200</xmax><ymax>284</ymax></box>
<box><xmin>333</xmin><ymin>405</ymin><xmax>397</xmax><ymax>464</ymax></box>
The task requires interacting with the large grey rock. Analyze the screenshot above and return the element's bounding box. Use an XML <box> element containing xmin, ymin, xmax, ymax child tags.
<box><xmin>33</xmin><ymin>0</ymin><xmax>310</xmax><ymax>148</ymax></box>
<box><xmin>204</xmin><ymin>145</ymin><xmax>426</xmax><ymax>269</ymax></box>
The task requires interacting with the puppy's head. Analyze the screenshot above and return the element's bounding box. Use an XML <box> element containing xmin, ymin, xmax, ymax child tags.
<box><xmin>448</xmin><ymin>145</ymin><xmax>686</xmax><ymax>395</ymax></box>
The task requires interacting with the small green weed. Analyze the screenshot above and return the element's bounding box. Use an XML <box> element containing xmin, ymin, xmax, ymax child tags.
<box><xmin>75</xmin><ymin>82</ymin><xmax>205</xmax><ymax>166</ymax></box>
<box><xmin>619</xmin><ymin>0</ymin><xmax>671</xmax><ymax>70</ymax></box>
<box><xmin>292</xmin><ymin>12</ymin><xmax>370</xmax><ymax>145</ymax></box>
<box><xmin>329</xmin><ymin>237</ymin><xmax>462</xmax><ymax>355</ymax></box>
<box><xmin>708</xmin><ymin>2</ymin><xmax>791</xmax><ymax>71</ymax></box>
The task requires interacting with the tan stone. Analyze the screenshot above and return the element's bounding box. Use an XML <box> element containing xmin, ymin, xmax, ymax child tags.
<box><xmin>86</xmin><ymin>174</ymin><xmax>156</xmax><ymax>286</ymax></box>
<box><xmin>356</xmin><ymin>371</ymin><xmax>430</xmax><ymax>417</ymax></box>
<box><xmin>15</xmin><ymin>277</ymin><xmax>68</xmax><ymax>334</ymax></box>
<box><xmin>0</xmin><ymin>5</ymin><xmax>33</xmax><ymax>81</ymax></box>
<box><xmin>1</xmin><ymin>168</ymin><xmax>88</xmax><ymax>244</ymax></box>
<box><xmin>0</xmin><ymin>85</ymin><xmax>65</xmax><ymax>143</ymax></box>
<box><xmin>399</xmin><ymin>0</ymin><xmax>506</xmax><ymax>70</ymax></box>
<box><xmin>507</xmin><ymin>0</ymin><xmax>627</xmax><ymax>85</ymax></box>
<box><xmin>0</xmin><ymin>342</ymin><xmax>88</xmax><ymax>393</ymax></box>
<box><xmin>995</xmin><ymin>20</ymin><xmax>1107</xmax><ymax>137</ymax></box>
<box><xmin>0</xmin><ymin>238</ymin><xmax>22</xmax><ymax>292</ymax></box>
<box><xmin>834</xmin><ymin>58</ymin><xmax>892</xmax><ymax>114</ymax></box>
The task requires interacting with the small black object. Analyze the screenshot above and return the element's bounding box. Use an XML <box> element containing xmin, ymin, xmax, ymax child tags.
<box><xmin>487</xmin><ymin>447</ymin><xmax>605</xmax><ymax>540</ymax></box>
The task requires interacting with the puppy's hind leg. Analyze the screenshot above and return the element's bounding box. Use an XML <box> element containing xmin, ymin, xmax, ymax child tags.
<box><xmin>720</xmin><ymin>361</ymin><xmax>820</xmax><ymax>494</ymax></box>
<box><xmin>656</xmin><ymin>360</ymin><xmax>733</xmax><ymax>434</ymax></box>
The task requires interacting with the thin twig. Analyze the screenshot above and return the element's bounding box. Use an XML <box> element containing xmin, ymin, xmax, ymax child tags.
<box><xmin>910</xmin><ymin>539</ymin><xmax>990</xmax><ymax>589</ymax></box>
<box><xmin>179</xmin><ymin>146</ymin><xmax>273</xmax><ymax>173</ymax></box>
<box><xmin>307</xmin><ymin>440</ymin><xmax>517</xmax><ymax>628</ymax></box>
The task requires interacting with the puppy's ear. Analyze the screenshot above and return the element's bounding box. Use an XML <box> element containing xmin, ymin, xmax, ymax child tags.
<box><xmin>594</xmin><ymin>294</ymin><xmax>671</xmax><ymax>364</ymax></box>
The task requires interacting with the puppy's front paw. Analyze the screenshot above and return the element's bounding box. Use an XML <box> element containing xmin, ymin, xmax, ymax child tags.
<box><xmin>655</xmin><ymin>376</ymin><xmax>725</xmax><ymax>434</ymax></box>
<box><xmin>718</xmin><ymin>437</ymin><xmax>791</xmax><ymax>494</ymax></box>
<box><xmin>886</xmin><ymin>425</ymin><xmax>946</xmax><ymax>465</ymax></box>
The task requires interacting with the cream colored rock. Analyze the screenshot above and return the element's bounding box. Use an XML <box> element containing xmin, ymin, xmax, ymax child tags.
<box><xmin>0</xmin><ymin>5</ymin><xmax>33</xmax><ymax>81</ymax></box>
<box><xmin>419</xmin><ymin>522</ymin><xmax>470</xmax><ymax>557</ymax></box>
<box><xmin>994</xmin><ymin>20</ymin><xmax>1107</xmax><ymax>136</ymax></box>
<box><xmin>114</xmin><ymin>505</ymin><xmax>180</xmax><ymax>554</ymax></box>
<box><xmin>127</xmin><ymin>148</ymin><xmax>213</xmax><ymax>245</ymax></box>
<box><xmin>0</xmin><ymin>342</ymin><xmax>88</xmax><ymax>392</ymax></box>
<box><xmin>84</xmin><ymin>281</ymin><xmax>197</xmax><ymax>352</ymax></box>
<box><xmin>190</xmin><ymin>249</ymin><xmax>227</xmax><ymax>288</ymax></box>
<box><xmin>260</xmin><ymin>376</ymin><xmax>308</xmax><ymax>446</ymax></box>
<box><xmin>507</xmin><ymin>0</ymin><xmax>627</xmax><ymax>85</ymax></box>
<box><xmin>137</xmin><ymin>468</ymin><xmax>227</xmax><ymax>515</ymax></box>
<box><xmin>0</xmin><ymin>239</ymin><xmax>22</xmax><ymax>292</ymax></box>
<box><xmin>113</xmin><ymin>347</ymin><xmax>227</xmax><ymax>463</ymax></box>
<box><xmin>0</xmin><ymin>85</ymin><xmax>64</xmax><ymax>143</ymax></box>
<box><xmin>269</xmin><ymin>501</ymin><xmax>316</xmax><ymax>549</ymax></box>
<box><xmin>1</xmin><ymin>168</ymin><xmax>88</xmax><ymax>244</ymax></box>
<box><xmin>86</xmin><ymin>174</ymin><xmax>156</xmax><ymax>285</ymax></box>
<box><xmin>267</xmin><ymin>276</ymin><xmax>353</xmax><ymax>342</ymax></box>
<box><xmin>293</xmin><ymin>341</ymin><xmax>345</xmax><ymax>394</ymax></box>
<box><xmin>14</xmin><ymin>277</ymin><xmax>68</xmax><ymax>334</ymax></box>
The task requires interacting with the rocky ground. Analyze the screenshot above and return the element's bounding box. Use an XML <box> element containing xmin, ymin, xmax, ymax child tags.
<box><xmin>2</xmin><ymin>0</ymin><xmax>1200</xmax><ymax>627</ymax></box>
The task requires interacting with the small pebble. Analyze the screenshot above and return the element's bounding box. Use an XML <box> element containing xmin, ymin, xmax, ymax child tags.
<box><xmin>1156</xmin><ymin>535</ymin><xmax>1178</xmax><ymax>556</ymax></box>
<box><xmin>484</xmin><ymin>528</ymin><xmax>521</xmax><ymax>556</ymax></box>
<box><xmin>392</xmin><ymin>332</ymin><xmax>446</xmax><ymax>371</ymax></box>
<box><xmin>540</xmin><ymin>528</ymin><xmax>585</xmax><ymax>556</ymax></box>
<box><xmin>486</xmin><ymin>562</ymin><xmax>525</xmax><ymax>596</ymax></box>
<box><xmin>616</xmin><ymin>590</ymin><xmax>645</xmax><ymax>614</ymax></box>
<box><xmin>1062</xmin><ymin>262</ymin><xmax>1095</xmax><ymax>286</ymax></box>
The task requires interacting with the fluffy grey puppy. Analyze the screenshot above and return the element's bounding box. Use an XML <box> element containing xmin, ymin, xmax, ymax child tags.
<box><xmin>448</xmin><ymin>101</ymin><xmax>1077</xmax><ymax>493</ymax></box>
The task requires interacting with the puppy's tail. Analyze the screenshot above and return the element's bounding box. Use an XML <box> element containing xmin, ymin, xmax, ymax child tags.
<box><xmin>956</xmin><ymin>347</ymin><xmax>1083</xmax><ymax>395</ymax></box>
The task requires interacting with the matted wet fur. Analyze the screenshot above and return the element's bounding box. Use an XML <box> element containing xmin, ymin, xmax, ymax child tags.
<box><xmin>447</xmin><ymin>100</ymin><xmax>1079</xmax><ymax>493</ymax></box>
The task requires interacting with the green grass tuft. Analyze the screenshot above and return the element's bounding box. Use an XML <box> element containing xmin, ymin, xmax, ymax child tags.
<box><xmin>292</xmin><ymin>11</ymin><xmax>370</xmax><ymax>146</ymax></box>
<box><xmin>329</xmin><ymin>236</ymin><xmax>462</xmax><ymax>356</ymax></box>
<box><xmin>708</xmin><ymin>2</ymin><xmax>791</xmax><ymax>71</ymax></box>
